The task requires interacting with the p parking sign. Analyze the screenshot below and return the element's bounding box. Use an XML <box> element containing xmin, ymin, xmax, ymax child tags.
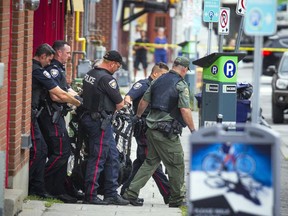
<box><xmin>203</xmin><ymin>0</ymin><xmax>220</xmax><ymax>23</ymax></box>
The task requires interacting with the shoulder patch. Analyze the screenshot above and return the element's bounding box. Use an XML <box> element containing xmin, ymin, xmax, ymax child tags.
<box><xmin>133</xmin><ymin>82</ymin><xmax>142</xmax><ymax>89</ymax></box>
<box><xmin>50</xmin><ymin>69</ymin><xmax>59</xmax><ymax>78</ymax></box>
<box><xmin>43</xmin><ymin>70</ymin><xmax>51</xmax><ymax>78</ymax></box>
<box><xmin>184</xmin><ymin>87</ymin><xmax>190</xmax><ymax>97</ymax></box>
<box><xmin>108</xmin><ymin>79</ymin><xmax>118</xmax><ymax>89</ymax></box>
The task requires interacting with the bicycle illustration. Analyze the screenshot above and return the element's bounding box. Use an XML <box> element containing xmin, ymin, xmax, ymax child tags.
<box><xmin>202</xmin><ymin>143</ymin><xmax>256</xmax><ymax>178</ymax></box>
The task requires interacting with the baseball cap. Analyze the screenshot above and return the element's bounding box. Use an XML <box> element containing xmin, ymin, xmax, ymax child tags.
<box><xmin>174</xmin><ymin>56</ymin><xmax>190</xmax><ymax>70</ymax></box>
<box><xmin>103</xmin><ymin>50</ymin><xmax>123</xmax><ymax>64</ymax></box>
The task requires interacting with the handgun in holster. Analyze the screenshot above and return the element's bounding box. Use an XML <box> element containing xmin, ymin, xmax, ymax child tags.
<box><xmin>100</xmin><ymin>110</ymin><xmax>112</xmax><ymax>131</ymax></box>
<box><xmin>51</xmin><ymin>104</ymin><xmax>63</xmax><ymax>124</ymax></box>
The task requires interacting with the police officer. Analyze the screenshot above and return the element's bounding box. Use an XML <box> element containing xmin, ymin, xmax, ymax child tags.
<box><xmin>80</xmin><ymin>50</ymin><xmax>129</xmax><ymax>205</ymax></box>
<box><xmin>30</xmin><ymin>43</ymin><xmax>81</xmax><ymax>199</ymax></box>
<box><xmin>121</xmin><ymin>62</ymin><xmax>171</xmax><ymax>204</ymax></box>
<box><xmin>38</xmin><ymin>41</ymin><xmax>79</xmax><ymax>203</ymax></box>
<box><xmin>123</xmin><ymin>56</ymin><xmax>196</xmax><ymax>207</ymax></box>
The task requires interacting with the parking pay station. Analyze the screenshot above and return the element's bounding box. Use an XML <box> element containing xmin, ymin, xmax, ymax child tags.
<box><xmin>193</xmin><ymin>52</ymin><xmax>245</xmax><ymax>127</ymax></box>
<box><xmin>188</xmin><ymin>124</ymin><xmax>280</xmax><ymax>216</ymax></box>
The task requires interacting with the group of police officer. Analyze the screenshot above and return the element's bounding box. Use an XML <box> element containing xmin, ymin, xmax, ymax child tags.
<box><xmin>30</xmin><ymin>41</ymin><xmax>81</xmax><ymax>203</ymax></box>
<box><xmin>30</xmin><ymin>45</ymin><xmax>196</xmax><ymax>207</ymax></box>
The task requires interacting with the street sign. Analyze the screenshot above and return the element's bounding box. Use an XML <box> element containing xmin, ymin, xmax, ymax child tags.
<box><xmin>244</xmin><ymin>0</ymin><xmax>277</xmax><ymax>36</ymax></box>
<box><xmin>218</xmin><ymin>7</ymin><xmax>230</xmax><ymax>35</ymax></box>
<box><xmin>203</xmin><ymin>0</ymin><xmax>220</xmax><ymax>23</ymax></box>
<box><xmin>236</xmin><ymin>0</ymin><xmax>246</xmax><ymax>16</ymax></box>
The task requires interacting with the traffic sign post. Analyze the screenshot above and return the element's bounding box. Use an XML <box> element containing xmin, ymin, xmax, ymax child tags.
<box><xmin>188</xmin><ymin>124</ymin><xmax>280</xmax><ymax>216</ymax></box>
<box><xmin>203</xmin><ymin>0</ymin><xmax>220</xmax><ymax>23</ymax></box>
<box><xmin>244</xmin><ymin>0</ymin><xmax>277</xmax><ymax>124</ymax></box>
<box><xmin>193</xmin><ymin>53</ymin><xmax>245</xmax><ymax>128</ymax></box>
<box><xmin>236</xmin><ymin>0</ymin><xmax>246</xmax><ymax>16</ymax></box>
<box><xmin>218</xmin><ymin>8</ymin><xmax>230</xmax><ymax>52</ymax></box>
<box><xmin>203</xmin><ymin>0</ymin><xmax>220</xmax><ymax>55</ymax></box>
<box><xmin>218</xmin><ymin>7</ymin><xmax>230</xmax><ymax>35</ymax></box>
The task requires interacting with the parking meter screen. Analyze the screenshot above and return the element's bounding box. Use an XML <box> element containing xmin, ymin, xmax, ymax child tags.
<box><xmin>189</xmin><ymin>143</ymin><xmax>273</xmax><ymax>216</ymax></box>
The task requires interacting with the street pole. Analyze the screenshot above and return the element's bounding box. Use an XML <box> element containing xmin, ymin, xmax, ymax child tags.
<box><xmin>251</xmin><ymin>36</ymin><xmax>263</xmax><ymax>124</ymax></box>
<box><xmin>235</xmin><ymin>16</ymin><xmax>244</xmax><ymax>52</ymax></box>
<box><xmin>207</xmin><ymin>22</ymin><xmax>213</xmax><ymax>55</ymax></box>
<box><xmin>128</xmin><ymin>3</ymin><xmax>135</xmax><ymax>83</ymax></box>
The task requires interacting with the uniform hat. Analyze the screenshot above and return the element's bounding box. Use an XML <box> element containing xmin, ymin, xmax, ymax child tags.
<box><xmin>103</xmin><ymin>50</ymin><xmax>123</xmax><ymax>64</ymax></box>
<box><xmin>174</xmin><ymin>56</ymin><xmax>190</xmax><ymax>70</ymax></box>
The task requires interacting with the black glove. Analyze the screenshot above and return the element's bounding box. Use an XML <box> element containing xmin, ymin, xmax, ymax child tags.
<box><xmin>132</xmin><ymin>115</ymin><xmax>140</xmax><ymax>124</ymax></box>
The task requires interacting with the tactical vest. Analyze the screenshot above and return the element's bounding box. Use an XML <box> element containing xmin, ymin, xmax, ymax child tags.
<box><xmin>82</xmin><ymin>68</ymin><xmax>115</xmax><ymax>113</ymax></box>
<box><xmin>32</xmin><ymin>63</ymin><xmax>47</xmax><ymax>109</ymax></box>
<box><xmin>150</xmin><ymin>71</ymin><xmax>186</xmax><ymax>126</ymax></box>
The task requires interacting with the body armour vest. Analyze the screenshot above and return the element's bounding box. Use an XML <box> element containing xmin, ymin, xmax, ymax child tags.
<box><xmin>32</xmin><ymin>63</ymin><xmax>47</xmax><ymax>109</ymax></box>
<box><xmin>82</xmin><ymin>68</ymin><xmax>115</xmax><ymax>113</ymax></box>
<box><xmin>150</xmin><ymin>71</ymin><xmax>186</xmax><ymax>126</ymax></box>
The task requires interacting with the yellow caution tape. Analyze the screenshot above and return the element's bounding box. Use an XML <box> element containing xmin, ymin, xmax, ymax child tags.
<box><xmin>130</xmin><ymin>42</ymin><xmax>179</xmax><ymax>48</ymax></box>
<box><xmin>130</xmin><ymin>42</ymin><xmax>288</xmax><ymax>52</ymax></box>
<box><xmin>223</xmin><ymin>46</ymin><xmax>288</xmax><ymax>52</ymax></box>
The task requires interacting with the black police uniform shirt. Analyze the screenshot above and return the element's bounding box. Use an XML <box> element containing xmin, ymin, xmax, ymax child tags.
<box><xmin>126</xmin><ymin>77</ymin><xmax>152</xmax><ymax>114</ymax></box>
<box><xmin>32</xmin><ymin>59</ymin><xmax>58</xmax><ymax>109</ymax></box>
<box><xmin>82</xmin><ymin>67</ymin><xmax>123</xmax><ymax>112</ymax></box>
<box><xmin>45</xmin><ymin>59</ymin><xmax>69</xmax><ymax>91</ymax></box>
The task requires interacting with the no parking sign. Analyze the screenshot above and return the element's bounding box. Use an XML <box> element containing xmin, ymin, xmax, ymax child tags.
<box><xmin>218</xmin><ymin>7</ymin><xmax>230</xmax><ymax>35</ymax></box>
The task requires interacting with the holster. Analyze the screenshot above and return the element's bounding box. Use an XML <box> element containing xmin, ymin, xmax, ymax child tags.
<box><xmin>51</xmin><ymin>103</ymin><xmax>63</xmax><ymax>124</ymax></box>
<box><xmin>100</xmin><ymin>111</ymin><xmax>112</xmax><ymax>131</ymax></box>
<box><xmin>133</xmin><ymin>117</ymin><xmax>147</xmax><ymax>138</ymax></box>
<box><xmin>155</xmin><ymin>119</ymin><xmax>182</xmax><ymax>138</ymax></box>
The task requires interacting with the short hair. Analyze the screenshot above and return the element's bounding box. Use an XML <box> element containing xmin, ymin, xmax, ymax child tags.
<box><xmin>52</xmin><ymin>40</ymin><xmax>70</xmax><ymax>51</ymax></box>
<box><xmin>34</xmin><ymin>43</ymin><xmax>55</xmax><ymax>57</ymax></box>
<box><xmin>151</xmin><ymin>62</ymin><xmax>169</xmax><ymax>73</ymax></box>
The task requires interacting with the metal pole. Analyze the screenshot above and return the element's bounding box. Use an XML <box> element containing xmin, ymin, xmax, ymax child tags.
<box><xmin>251</xmin><ymin>36</ymin><xmax>263</xmax><ymax>124</ymax></box>
<box><xmin>218</xmin><ymin>35</ymin><xmax>224</xmax><ymax>52</ymax></box>
<box><xmin>128</xmin><ymin>3</ymin><xmax>135</xmax><ymax>83</ymax></box>
<box><xmin>207</xmin><ymin>22</ymin><xmax>213</xmax><ymax>55</ymax></box>
<box><xmin>235</xmin><ymin>16</ymin><xmax>244</xmax><ymax>52</ymax></box>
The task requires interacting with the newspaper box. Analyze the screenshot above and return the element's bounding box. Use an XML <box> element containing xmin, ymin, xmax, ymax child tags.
<box><xmin>188</xmin><ymin>124</ymin><xmax>280</xmax><ymax>216</ymax></box>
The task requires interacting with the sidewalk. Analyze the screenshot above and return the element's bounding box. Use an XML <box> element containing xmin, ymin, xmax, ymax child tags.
<box><xmin>18</xmin><ymin>112</ymin><xmax>199</xmax><ymax>216</ymax></box>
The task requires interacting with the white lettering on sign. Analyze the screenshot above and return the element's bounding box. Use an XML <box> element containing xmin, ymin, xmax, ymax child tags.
<box><xmin>205</xmin><ymin>83</ymin><xmax>219</xmax><ymax>93</ymax></box>
<box><xmin>204</xmin><ymin>121</ymin><xmax>236</xmax><ymax>129</ymax></box>
<box><xmin>223</xmin><ymin>85</ymin><xmax>236</xmax><ymax>93</ymax></box>
<box><xmin>84</xmin><ymin>74</ymin><xmax>96</xmax><ymax>85</ymax></box>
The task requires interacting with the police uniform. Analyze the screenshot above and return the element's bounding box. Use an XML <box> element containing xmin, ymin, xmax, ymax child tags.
<box><xmin>81</xmin><ymin>67</ymin><xmax>123</xmax><ymax>203</ymax></box>
<box><xmin>124</xmin><ymin>70</ymin><xmax>190</xmax><ymax>207</ymax></box>
<box><xmin>38</xmin><ymin>59</ymin><xmax>74</xmax><ymax>201</ymax></box>
<box><xmin>29</xmin><ymin>59</ymin><xmax>58</xmax><ymax>197</ymax></box>
<box><xmin>120</xmin><ymin>77</ymin><xmax>171</xmax><ymax>203</ymax></box>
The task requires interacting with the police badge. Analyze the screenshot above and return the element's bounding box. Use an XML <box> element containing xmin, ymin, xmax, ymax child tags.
<box><xmin>50</xmin><ymin>69</ymin><xmax>59</xmax><ymax>78</ymax></box>
<box><xmin>43</xmin><ymin>70</ymin><xmax>51</xmax><ymax>78</ymax></box>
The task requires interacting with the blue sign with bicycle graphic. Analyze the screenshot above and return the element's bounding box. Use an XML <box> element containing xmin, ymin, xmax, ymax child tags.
<box><xmin>188</xmin><ymin>124</ymin><xmax>280</xmax><ymax>216</ymax></box>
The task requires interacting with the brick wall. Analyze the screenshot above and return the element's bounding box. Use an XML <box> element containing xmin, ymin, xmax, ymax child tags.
<box><xmin>0</xmin><ymin>0</ymin><xmax>9</xmax><ymax>153</ymax></box>
<box><xmin>0</xmin><ymin>0</ymin><xmax>32</xmax><ymax>185</ymax></box>
<box><xmin>95</xmin><ymin>0</ymin><xmax>113</xmax><ymax>50</ymax></box>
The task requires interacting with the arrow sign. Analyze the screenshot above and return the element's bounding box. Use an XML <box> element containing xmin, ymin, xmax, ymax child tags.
<box><xmin>203</xmin><ymin>0</ymin><xmax>220</xmax><ymax>23</ymax></box>
<box><xmin>218</xmin><ymin>7</ymin><xmax>230</xmax><ymax>35</ymax></box>
<box><xmin>244</xmin><ymin>0</ymin><xmax>277</xmax><ymax>36</ymax></box>
<box><xmin>236</xmin><ymin>0</ymin><xmax>246</xmax><ymax>15</ymax></box>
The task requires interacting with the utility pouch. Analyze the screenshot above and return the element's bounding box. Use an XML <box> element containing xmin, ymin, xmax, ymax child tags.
<box><xmin>171</xmin><ymin>119</ymin><xmax>183</xmax><ymax>136</ymax></box>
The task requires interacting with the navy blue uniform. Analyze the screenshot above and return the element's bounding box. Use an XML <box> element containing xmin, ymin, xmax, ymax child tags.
<box><xmin>29</xmin><ymin>59</ymin><xmax>58</xmax><ymax>196</ymax></box>
<box><xmin>81</xmin><ymin>67</ymin><xmax>123</xmax><ymax>202</ymax></box>
<box><xmin>38</xmin><ymin>59</ymin><xmax>71</xmax><ymax>196</ymax></box>
<box><xmin>120</xmin><ymin>77</ymin><xmax>171</xmax><ymax>202</ymax></box>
